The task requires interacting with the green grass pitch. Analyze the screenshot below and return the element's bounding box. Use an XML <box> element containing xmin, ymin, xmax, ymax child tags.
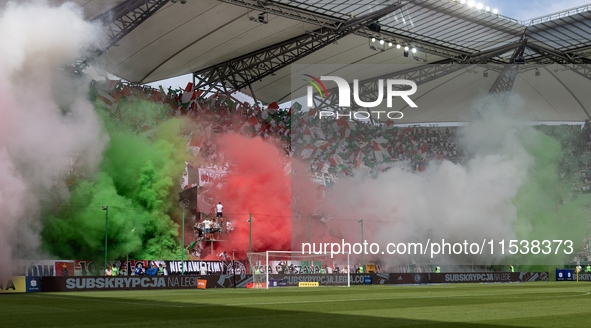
<box><xmin>2</xmin><ymin>282</ymin><xmax>591</xmax><ymax>327</ymax></box>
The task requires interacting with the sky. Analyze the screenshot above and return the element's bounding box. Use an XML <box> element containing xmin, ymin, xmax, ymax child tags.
<box><xmin>146</xmin><ymin>0</ymin><xmax>590</xmax><ymax>104</ymax></box>
<box><xmin>496</xmin><ymin>0</ymin><xmax>590</xmax><ymax>21</ymax></box>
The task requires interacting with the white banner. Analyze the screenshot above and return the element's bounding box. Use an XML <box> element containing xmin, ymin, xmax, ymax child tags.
<box><xmin>198</xmin><ymin>168</ymin><xmax>228</xmax><ymax>187</ymax></box>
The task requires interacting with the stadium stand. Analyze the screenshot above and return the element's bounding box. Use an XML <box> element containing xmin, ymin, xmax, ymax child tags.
<box><xmin>93</xmin><ymin>80</ymin><xmax>591</xmax><ymax>194</ymax></box>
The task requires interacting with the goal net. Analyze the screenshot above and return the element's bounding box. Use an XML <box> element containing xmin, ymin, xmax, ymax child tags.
<box><xmin>249</xmin><ymin>251</ymin><xmax>350</xmax><ymax>289</ymax></box>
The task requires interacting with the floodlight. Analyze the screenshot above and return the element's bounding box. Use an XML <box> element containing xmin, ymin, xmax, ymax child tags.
<box><xmin>468</xmin><ymin>1</ymin><xmax>475</xmax><ymax>8</ymax></box>
<box><xmin>412</xmin><ymin>48</ymin><xmax>417</xmax><ymax>53</ymax></box>
<box><xmin>380</xmin><ymin>39</ymin><xmax>384</xmax><ymax>45</ymax></box>
<box><xmin>388</xmin><ymin>42</ymin><xmax>393</xmax><ymax>47</ymax></box>
<box><xmin>404</xmin><ymin>46</ymin><xmax>409</xmax><ymax>51</ymax></box>
<box><xmin>396</xmin><ymin>44</ymin><xmax>401</xmax><ymax>49</ymax></box>
<box><xmin>485</xmin><ymin>6</ymin><xmax>490</xmax><ymax>11</ymax></box>
<box><xmin>371</xmin><ymin>37</ymin><xmax>376</xmax><ymax>42</ymax></box>
<box><xmin>492</xmin><ymin>8</ymin><xmax>498</xmax><ymax>14</ymax></box>
<box><xmin>476</xmin><ymin>3</ymin><xmax>483</xmax><ymax>10</ymax></box>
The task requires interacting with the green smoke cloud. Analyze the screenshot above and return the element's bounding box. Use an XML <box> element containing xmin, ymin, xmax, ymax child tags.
<box><xmin>512</xmin><ymin>127</ymin><xmax>590</xmax><ymax>264</ymax></box>
<box><xmin>41</xmin><ymin>99</ymin><xmax>190</xmax><ymax>261</ymax></box>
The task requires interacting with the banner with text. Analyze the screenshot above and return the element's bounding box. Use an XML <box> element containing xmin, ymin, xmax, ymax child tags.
<box><xmin>165</xmin><ymin>260</ymin><xmax>248</xmax><ymax>275</ymax></box>
<box><xmin>198</xmin><ymin>168</ymin><xmax>228</xmax><ymax>187</ymax></box>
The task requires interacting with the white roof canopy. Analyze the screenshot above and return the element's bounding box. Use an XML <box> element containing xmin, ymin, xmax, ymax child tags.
<box><xmin>5</xmin><ymin>0</ymin><xmax>590</xmax><ymax>122</ymax></box>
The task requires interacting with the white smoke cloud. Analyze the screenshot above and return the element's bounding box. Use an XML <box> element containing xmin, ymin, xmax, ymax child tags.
<box><xmin>0</xmin><ymin>1</ymin><xmax>106</xmax><ymax>275</ymax></box>
<box><xmin>320</xmin><ymin>99</ymin><xmax>542</xmax><ymax>268</ymax></box>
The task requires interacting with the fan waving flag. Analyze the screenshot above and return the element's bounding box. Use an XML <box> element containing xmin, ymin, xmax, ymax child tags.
<box><xmin>354</xmin><ymin>148</ymin><xmax>363</xmax><ymax>168</ymax></box>
<box><xmin>329</xmin><ymin>154</ymin><xmax>348</xmax><ymax>173</ymax></box>
<box><xmin>418</xmin><ymin>143</ymin><xmax>428</xmax><ymax>160</ymax></box>
<box><xmin>373</xmin><ymin>140</ymin><xmax>390</xmax><ymax>163</ymax></box>
<box><xmin>188</xmin><ymin>136</ymin><xmax>204</xmax><ymax>157</ymax></box>
<box><xmin>241</xmin><ymin>115</ymin><xmax>259</xmax><ymax>134</ymax></box>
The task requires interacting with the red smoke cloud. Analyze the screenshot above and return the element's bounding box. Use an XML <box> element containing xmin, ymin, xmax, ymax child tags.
<box><xmin>209</xmin><ymin>134</ymin><xmax>291</xmax><ymax>258</ymax></box>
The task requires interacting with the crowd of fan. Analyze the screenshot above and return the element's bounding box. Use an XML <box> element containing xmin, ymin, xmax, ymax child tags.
<box><xmin>95</xmin><ymin>81</ymin><xmax>591</xmax><ymax>193</ymax></box>
<box><xmin>104</xmin><ymin>261</ymin><xmax>165</xmax><ymax>276</ymax></box>
<box><xmin>294</xmin><ymin>112</ymin><xmax>591</xmax><ymax>192</ymax></box>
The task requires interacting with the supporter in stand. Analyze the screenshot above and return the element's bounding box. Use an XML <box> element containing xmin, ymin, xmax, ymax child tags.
<box><xmin>145</xmin><ymin>266</ymin><xmax>159</xmax><ymax>276</ymax></box>
<box><xmin>281</xmin><ymin>261</ymin><xmax>286</xmax><ymax>273</ymax></box>
<box><xmin>211</xmin><ymin>221</ymin><xmax>221</xmax><ymax>240</ymax></box>
<box><xmin>135</xmin><ymin>262</ymin><xmax>144</xmax><ymax>276</ymax></box>
<box><xmin>195</xmin><ymin>222</ymin><xmax>204</xmax><ymax>240</ymax></box>
<box><xmin>200</xmin><ymin>263</ymin><xmax>207</xmax><ymax>275</ymax></box>
<box><xmin>106</xmin><ymin>266</ymin><xmax>112</xmax><ymax>276</ymax></box>
<box><xmin>158</xmin><ymin>264</ymin><xmax>164</xmax><ymax>276</ymax></box>
<box><xmin>218</xmin><ymin>251</ymin><xmax>228</xmax><ymax>262</ymax></box>
<box><xmin>203</xmin><ymin>218</ymin><xmax>212</xmax><ymax>240</ymax></box>
<box><xmin>218</xmin><ymin>216</ymin><xmax>225</xmax><ymax>235</ymax></box>
<box><xmin>162</xmin><ymin>263</ymin><xmax>168</xmax><ymax>276</ymax></box>
<box><xmin>216</xmin><ymin>202</ymin><xmax>223</xmax><ymax>219</ymax></box>
<box><xmin>334</xmin><ymin>264</ymin><xmax>340</xmax><ymax>274</ymax></box>
<box><xmin>111</xmin><ymin>265</ymin><xmax>118</xmax><ymax>276</ymax></box>
<box><xmin>120</xmin><ymin>263</ymin><xmax>127</xmax><ymax>276</ymax></box>
<box><xmin>186</xmin><ymin>241</ymin><xmax>198</xmax><ymax>257</ymax></box>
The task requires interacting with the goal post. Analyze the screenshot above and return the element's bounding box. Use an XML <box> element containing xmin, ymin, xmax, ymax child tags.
<box><xmin>249</xmin><ymin>251</ymin><xmax>350</xmax><ymax>289</ymax></box>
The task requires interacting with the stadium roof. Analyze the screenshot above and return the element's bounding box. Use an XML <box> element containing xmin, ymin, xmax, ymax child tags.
<box><xmin>11</xmin><ymin>0</ymin><xmax>591</xmax><ymax>122</ymax></box>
